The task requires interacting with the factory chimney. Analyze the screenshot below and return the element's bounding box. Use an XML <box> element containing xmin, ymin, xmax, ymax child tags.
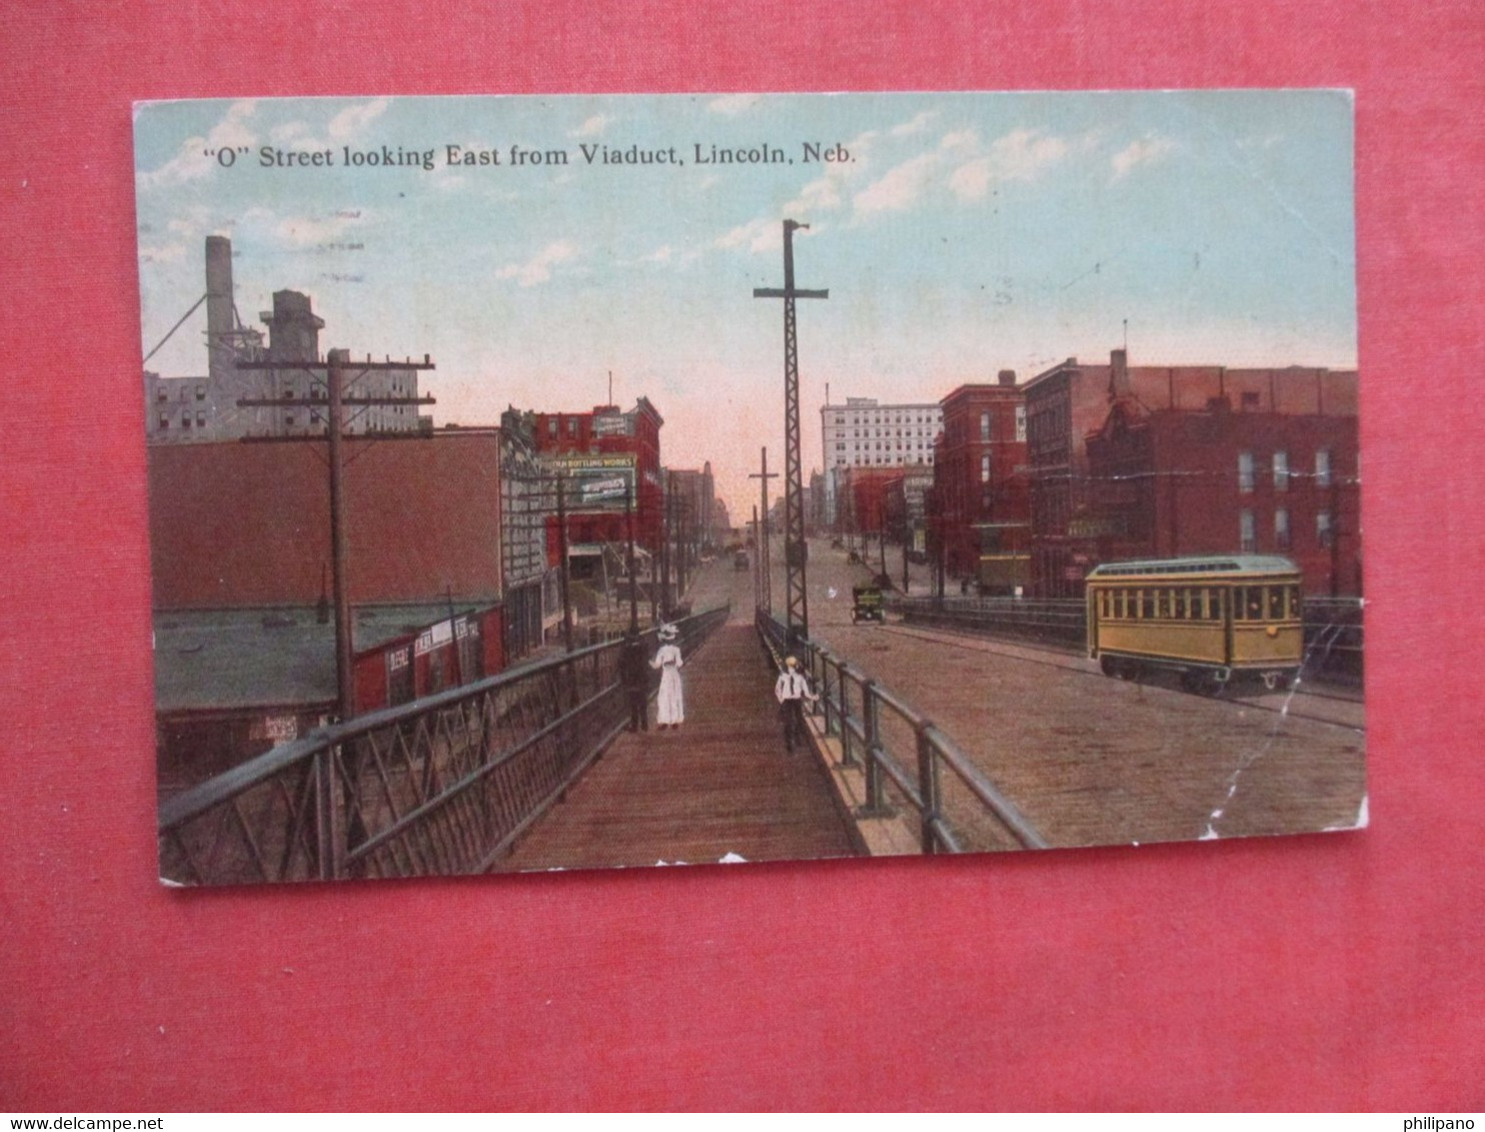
<box><xmin>1109</xmin><ymin>348</ymin><xmax>1130</xmax><ymax>400</ymax></box>
<box><xmin>205</xmin><ymin>236</ymin><xmax>234</xmax><ymax>384</ymax></box>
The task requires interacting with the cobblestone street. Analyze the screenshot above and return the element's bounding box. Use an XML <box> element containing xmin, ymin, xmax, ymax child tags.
<box><xmin>762</xmin><ymin>538</ymin><xmax>1367</xmax><ymax>850</ymax></box>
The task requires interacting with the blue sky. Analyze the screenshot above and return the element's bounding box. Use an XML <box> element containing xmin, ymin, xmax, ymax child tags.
<box><xmin>134</xmin><ymin>91</ymin><xmax>1355</xmax><ymax>521</ymax></box>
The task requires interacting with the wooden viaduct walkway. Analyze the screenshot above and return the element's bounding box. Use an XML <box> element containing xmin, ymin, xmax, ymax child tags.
<box><xmin>499</xmin><ymin>620</ymin><xmax>860</xmax><ymax>871</ymax></box>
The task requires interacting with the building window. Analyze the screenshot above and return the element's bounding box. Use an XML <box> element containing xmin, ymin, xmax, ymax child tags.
<box><xmin>1275</xmin><ymin>507</ymin><xmax>1291</xmax><ymax>550</ymax></box>
<box><xmin>1317</xmin><ymin>510</ymin><xmax>1333</xmax><ymax>548</ymax></box>
<box><xmin>285</xmin><ymin>415</ymin><xmax>295</xmax><ymax>428</ymax></box>
<box><xmin>980</xmin><ymin>454</ymin><xmax>990</xmax><ymax>483</ymax></box>
<box><xmin>157</xmin><ymin>388</ymin><xmax>167</xmax><ymax>402</ymax></box>
<box><xmin>567</xmin><ymin>418</ymin><xmax>578</xmax><ymax>437</ymax></box>
<box><xmin>196</xmin><ymin>411</ymin><xmax>206</xmax><ymax>427</ymax></box>
<box><xmin>547</xmin><ymin>418</ymin><xmax>558</xmax><ymax>436</ymax></box>
<box><xmin>980</xmin><ymin>411</ymin><xmax>990</xmax><ymax>442</ymax></box>
<box><xmin>1015</xmin><ymin>405</ymin><xmax>1026</xmax><ymax>443</ymax></box>
<box><xmin>1315</xmin><ymin>448</ymin><xmax>1331</xmax><ymax>488</ymax></box>
<box><xmin>195</xmin><ymin>385</ymin><xmax>205</xmax><ymax>401</ymax></box>
<box><xmin>181</xmin><ymin>414</ymin><xmax>191</xmax><ymax>429</ymax></box>
<box><xmin>1239</xmin><ymin>509</ymin><xmax>1256</xmax><ymax>552</ymax></box>
<box><xmin>158</xmin><ymin>414</ymin><xmax>169</xmax><ymax>429</ymax></box>
<box><xmin>1238</xmin><ymin>451</ymin><xmax>1255</xmax><ymax>493</ymax></box>
<box><xmin>1241</xmin><ymin>391</ymin><xmax>1261</xmax><ymax>410</ymax></box>
<box><xmin>1274</xmin><ymin>450</ymin><xmax>1289</xmax><ymax>492</ymax></box>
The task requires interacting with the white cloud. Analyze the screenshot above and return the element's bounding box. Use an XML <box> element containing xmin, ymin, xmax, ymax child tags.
<box><xmin>784</xmin><ymin>129</ymin><xmax>877</xmax><ymax>217</ymax></box>
<box><xmin>137</xmin><ymin>100</ymin><xmax>258</xmax><ymax>190</ymax></box>
<box><xmin>270</xmin><ymin>119</ymin><xmax>323</xmax><ymax>150</ymax></box>
<box><xmin>708</xmin><ymin>94</ymin><xmax>758</xmax><ymax>116</ymax></box>
<box><xmin>570</xmin><ymin>115</ymin><xmax>609</xmax><ymax>139</ymax></box>
<box><xmin>947</xmin><ymin>128</ymin><xmax>1070</xmax><ymax>201</ymax></box>
<box><xmin>853</xmin><ymin>152</ymin><xmax>940</xmax><ymax>216</ymax></box>
<box><xmin>327</xmin><ymin>98</ymin><xmax>390</xmax><ymax>141</ymax></box>
<box><xmin>139</xmin><ymin>242</ymin><xmax>187</xmax><ymax>265</ymax></box>
<box><xmin>496</xmin><ymin>240</ymin><xmax>579</xmax><ymax>286</ymax></box>
<box><xmin>1111</xmin><ymin>134</ymin><xmax>1175</xmax><ymax>181</ymax></box>
<box><xmin>891</xmin><ymin>111</ymin><xmax>937</xmax><ymax>137</ymax></box>
<box><xmin>713</xmin><ymin>218</ymin><xmax>781</xmax><ymax>255</ymax></box>
<box><xmin>989</xmin><ymin>128</ymin><xmax>1069</xmax><ymax>180</ymax></box>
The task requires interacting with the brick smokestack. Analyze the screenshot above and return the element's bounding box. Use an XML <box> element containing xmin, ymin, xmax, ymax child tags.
<box><xmin>205</xmin><ymin>235</ymin><xmax>233</xmax><ymax>383</ymax></box>
<box><xmin>1110</xmin><ymin>348</ymin><xmax>1129</xmax><ymax>399</ymax></box>
<box><xmin>997</xmin><ymin>369</ymin><xmax>1016</xmax><ymax>386</ymax></box>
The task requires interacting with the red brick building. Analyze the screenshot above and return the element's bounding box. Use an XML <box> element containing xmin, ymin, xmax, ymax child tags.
<box><xmin>932</xmin><ymin>372</ymin><xmax>1030</xmax><ymax>591</ymax></box>
<box><xmin>1085</xmin><ymin>390</ymin><xmax>1361</xmax><ymax>597</ymax></box>
<box><xmin>835</xmin><ymin>465</ymin><xmax>904</xmax><ymax>539</ymax></box>
<box><xmin>532</xmin><ymin>398</ymin><xmax>664</xmax><ymax>559</ymax></box>
<box><xmin>1025</xmin><ymin>350</ymin><xmax>1358</xmax><ymax>596</ymax></box>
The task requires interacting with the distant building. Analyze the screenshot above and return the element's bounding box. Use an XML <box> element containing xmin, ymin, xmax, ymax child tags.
<box><xmin>145</xmin><ymin>237</ymin><xmax>426</xmax><ymax>444</ymax></box>
<box><xmin>1026</xmin><ymin>349</ymin><xmax>1359</xmax><ymax>596</ymax></box>
<box><xmin>532</xmin><ymin>399</ymin><xmax>664</xmax><ymax>560</ymax></box>
<box><xmin>932</xmin><ymin>372</ymin><xmax>1030</xmax><ymax>591</ymax></box>
<box><xmin>820</xmin><ymin>396</ymin><xmax>941</xmax><ymax>527</ymax></box>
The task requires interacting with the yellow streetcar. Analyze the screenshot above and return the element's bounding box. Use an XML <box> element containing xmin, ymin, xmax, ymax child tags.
<box><xmin>1085</xmin><ymin>555</ymin><xmax>1304</xmax><ymax>693</ymax></box>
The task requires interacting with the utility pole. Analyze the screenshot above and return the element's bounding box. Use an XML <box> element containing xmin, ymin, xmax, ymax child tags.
<box><xmin>556</xmin><ymin>474</ymin><xmax>573</xmax><ymax>652</ymax></box>
<box><xmin>659</xmin><ymin>471</ymin><xmax>673</xmax><ymax>618</ymax></box>
<box><xmin>748</xmin><ymin>447</ymin><xmax>779</xmax><ymax>617</ymax></box>
<box><xmin>751</xmin><ymin>504</ymin><xmax>761</xmax><ymax>611</ymax></box>
<box><xmin>754</xmin><ymin>219</ymin><xmax>827</xmax><ymax>644</ymax></box>
<box><xmin>625</xmin><ymin>481</ymin><xmax>639</xmax><ymax>632</ymax></box>
<box><xmin>235</xmin><ymin>348</ymin><xmax>434</xmax><ymax>722</ymax></box>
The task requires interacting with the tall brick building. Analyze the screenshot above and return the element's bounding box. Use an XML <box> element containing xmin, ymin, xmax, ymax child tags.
<box><xmin>1025</xmin><ymin>350</ymin><xmax>1358</xmax><ymax>596</ymax></box>
<box><xmin>931</xmin><ymin>372</ymin><xmax>1030</xmax><ymax>590</ymax></box>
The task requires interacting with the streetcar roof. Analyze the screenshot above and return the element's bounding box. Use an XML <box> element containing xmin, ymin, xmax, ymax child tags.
<box><xmin>1085</xmin><ymin>555</ymin><xmax>1300</xmax><ymax>579</ymax></box>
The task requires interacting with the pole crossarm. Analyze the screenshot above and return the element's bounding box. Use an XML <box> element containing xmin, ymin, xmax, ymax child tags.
<box><xmin>753</xmin><ymin>219</ymin><xmax>827</xmax><ymax>641</ymax></box>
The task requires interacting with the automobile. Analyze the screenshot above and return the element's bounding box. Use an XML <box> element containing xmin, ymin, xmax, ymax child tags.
<box><xmin>733</xmin><ymin>550</ymin><xmax>749</xmax><ymax>571</ymax></box>
<box><xmin>850</xmin><ymin>584</ymin><xmax>885</xmax><ymax>624</ymax></box>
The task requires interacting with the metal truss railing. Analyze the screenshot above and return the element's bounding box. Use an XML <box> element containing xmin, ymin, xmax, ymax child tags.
<box><xmin>755</xmin><ymin>610</ymin><xmax>1047</xmax><ymax>855</ymax></box>
<box><xmin>159</xmin><ymin>605</ymin><xmax>731</xmax><ymax>886</ymax></box>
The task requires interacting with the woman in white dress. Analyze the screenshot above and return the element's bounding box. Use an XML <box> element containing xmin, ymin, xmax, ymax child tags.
<box><xmin>650</xmin><ymin>624</ymin><xmax>685</xmax><ymax>729</ymax></box>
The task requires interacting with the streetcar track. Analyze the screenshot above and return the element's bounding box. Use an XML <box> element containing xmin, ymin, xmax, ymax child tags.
<box><xmin>849</xmin><ymin>621</ymin><xmax>1364</xmax><ymax>732</ymax></box>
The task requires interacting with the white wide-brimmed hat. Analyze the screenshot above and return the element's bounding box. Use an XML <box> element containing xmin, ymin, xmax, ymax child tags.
<box><xmin>658</xmin><ymin>623</ymin><xmax>678</xmax><ymax>641</ymax></box>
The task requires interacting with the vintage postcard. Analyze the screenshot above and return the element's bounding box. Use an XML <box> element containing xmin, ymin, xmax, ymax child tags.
<box><xmin>136</xmin><ymin>92</ymin><xmax>1363</xmax><ymax>885</ymax></box>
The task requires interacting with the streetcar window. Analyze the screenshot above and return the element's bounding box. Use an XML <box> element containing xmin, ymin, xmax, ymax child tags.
<box><xmin>1176</xmin><ymin>589</ymin><xmax>1189</xmax><ymax>620</ymax></box>
<box><xmin>1233</xmin><ymin>587</ymin><xmax>1246</xmax><ymax>621</ymax></box>
<box><xmin>1268</xmin><ymin>587</ymin><xmax>1285</xmax><ymax>620</ymax></box>
<box><xmin>1246</xmin><ymin>588</ymin><xmax>1264</xmax><ymax>619</ymax></box>
<box><xmin>1141</xmin><ymin>591</ymin><xmax>1154</xmax><ymax>619</ymax></box>
<box><xmin>1288</xmin><ymin>585</ymin><xmax>1301</xmax><ymax>619</ymax></box>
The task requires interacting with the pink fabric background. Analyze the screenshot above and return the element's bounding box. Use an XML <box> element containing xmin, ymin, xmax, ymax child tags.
<box><xmin>3</xmin><ymin>1</ymin><xmax>1481</xmax><ymax>1111</ymax></box>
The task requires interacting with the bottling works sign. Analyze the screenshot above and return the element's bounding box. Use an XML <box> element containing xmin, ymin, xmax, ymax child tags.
<box><xmin>542</xmin><ymin>453</ymin><xmax>637</xmax><ymax>511</ymax></box>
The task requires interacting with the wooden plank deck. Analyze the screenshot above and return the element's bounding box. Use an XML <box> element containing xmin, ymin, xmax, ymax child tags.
<box><xmin>497</xmin><ymin>621</ymin><xmax>860</xmax><ymax>871</ymax></box>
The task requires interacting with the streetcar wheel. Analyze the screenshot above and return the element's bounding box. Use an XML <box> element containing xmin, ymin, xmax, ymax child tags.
<box><xmin>1100</xmin><ymin>656</ymin><xmax>1117</xmax><ymax>677</ymax></box>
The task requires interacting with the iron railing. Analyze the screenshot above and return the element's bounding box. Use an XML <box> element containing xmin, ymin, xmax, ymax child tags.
<box><xmin>756</xmin><ymin>610</ymin><xmax>1047</xmax><ymax>854</ymax></box>
<box><xmin>889</xmin><ymin>594</ymin><xmax>1365</xmax><ymax>683</ymax></box>
<box><xmin>159</xmin><ymin>605</ymin><xmax>730</xmax><ymax>885</ymax></box>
